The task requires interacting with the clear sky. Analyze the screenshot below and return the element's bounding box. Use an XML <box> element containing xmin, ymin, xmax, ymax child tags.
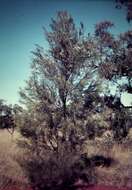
<box><xmin>0</xmin><ymin>0</ymin><xmax>131</xmax><ymax>105</ymax></box>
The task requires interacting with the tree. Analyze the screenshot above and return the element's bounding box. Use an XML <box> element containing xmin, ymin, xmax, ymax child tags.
<box><xmin>94</xmin><ymin>20</ymin><xmax>132</xmax><ymax>140</ymax></box>
<box><xmin>19</xmin><ymin>11</ymin><xmax>99</xmax><ymax>190</ymax></box>
<box><xmin>18</xmin><ymin>11</ymin><xmax>132</xmax><ymax>189</ymax></box>
<box><xmin>115</xmin><ymin>0</ymin><xmax>132</xmax><ymax>23</ymax></box>
<box><xmin>95</xmin><ymin>21</ymin><xmax>132</xmax><ymax>91</ymax></box>
<box><xmin>0</xmin><ymin>99</ymin><xmax>15</xmax><ymax>134</ymax></box>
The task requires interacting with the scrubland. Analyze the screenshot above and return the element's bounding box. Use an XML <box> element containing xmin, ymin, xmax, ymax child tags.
<box><xmin>0</xmin><ymin>129</ymin><xmax>132</xmax><ymax>189</ymax></box>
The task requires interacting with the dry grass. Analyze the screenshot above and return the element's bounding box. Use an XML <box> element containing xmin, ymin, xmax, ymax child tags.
<box><xmin>84</xmin><ymin>131</ymin><xmax>132</xmax><ymax>188</ymax></box>
<box><xmin>0</xmin><ymin>129</ymin><xmax>132</xmax><ymax>189</ymax></box>
<box><xmin>96</xmin><ymin>144</ymin><xmax>132</xmax><ymax>188</ymax></box>
<box><xmin>0</xmin><ymin>129</ymin><xmax>28</xmax><ymax>189</ymax></box>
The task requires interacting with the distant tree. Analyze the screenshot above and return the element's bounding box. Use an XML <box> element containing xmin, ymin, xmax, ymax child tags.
<box><xmin>0</xmin><ymin>99</ymin><xmax>15</xmax><ymax>134</ymax></box>
<box><xmin>115</xmin><ymin>0</ymin><xmax>132</xmax><ymax>23</ymax></box>
<box><xmin>94</xmin><ymin>20</ymin><xmax>132</xmax><ymax>140</ymax></box>
<box><xmin>95</xmin><ymin>21</ymin><xmax>132</xmax><ymax>93</ymax></box>
<box><xmin>13</xmin><ymin>104</ymin><xmax>24</xmax><ymax>129</ymax></box>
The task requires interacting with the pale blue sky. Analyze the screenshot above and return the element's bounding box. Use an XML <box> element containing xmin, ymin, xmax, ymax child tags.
<box><xmin>0</xmin><ymin>0</ymin><xmax>131</xmax><ymax>105</ymax></box>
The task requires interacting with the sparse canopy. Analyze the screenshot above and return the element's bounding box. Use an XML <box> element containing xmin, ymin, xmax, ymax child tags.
<box><xmin>19</xmin><ymin>11</ymin><xmax>132</xmax><ymax>190</ymax></box>
<box><xmin>20</xmin><ymin>11</ymin><xmax>100</xmax><ymax>150</ymax></box>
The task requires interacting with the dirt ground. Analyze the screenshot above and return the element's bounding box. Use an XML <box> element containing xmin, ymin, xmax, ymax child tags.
<box><xmin>2</xmin><ymin>184</ymin><xmax>132</xmax><ymax>190</ymax></box>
